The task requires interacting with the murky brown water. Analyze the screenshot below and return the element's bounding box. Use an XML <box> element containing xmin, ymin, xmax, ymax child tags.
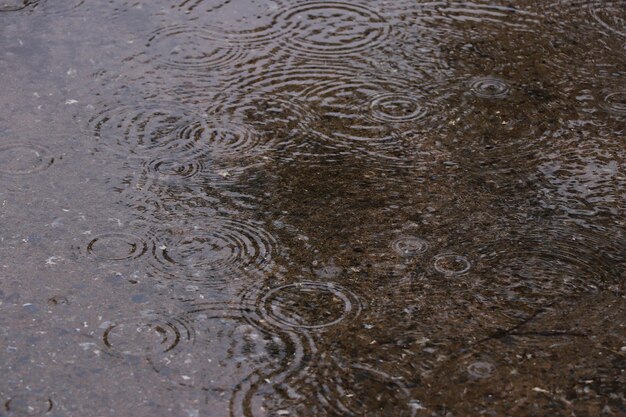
<box><xmin>0</xmin><ymin>1</ymin><xmax>625</xmax><ymax>416</ymax></box>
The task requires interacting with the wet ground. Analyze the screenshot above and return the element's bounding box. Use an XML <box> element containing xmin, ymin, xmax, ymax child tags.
<box><xmin>0</xmin><ymin>0</ymin><xmax>625</xmax><ymax>416</ymax></box>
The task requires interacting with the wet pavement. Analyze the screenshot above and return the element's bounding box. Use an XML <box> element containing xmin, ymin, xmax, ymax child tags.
<box><xmin>0</xmin><ymin>1</ymin><xmax>625</xmax><ymax>416</ymax></box>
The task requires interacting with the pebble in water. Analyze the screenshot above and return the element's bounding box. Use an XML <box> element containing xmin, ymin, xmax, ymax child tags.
<box><xmin>258</xmin><ymin>281</ymin><xmax>361</xmax><ymax>330</ymax></box>
<box><xmin>86</xmin><ymin>233</ymin><xmax>148</xmax><ymax>261</ymax></box>
<box><xmin>0</xmin><ymin>143</ymin><xmax>53</xmax><ymax>176</ymax></box>
<box><xmin>433</xmin><ymin>254</ymin><xmax>472</xmax><ymax>275</ymax></box>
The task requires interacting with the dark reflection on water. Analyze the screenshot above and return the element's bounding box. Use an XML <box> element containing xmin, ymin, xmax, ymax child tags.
<box><xmin>0</xmin><ymin>0</ymin><xmax>625</xmax><ymax>416</ymax></box>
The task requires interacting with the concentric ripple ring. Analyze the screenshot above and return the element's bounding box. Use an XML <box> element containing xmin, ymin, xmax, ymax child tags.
<box><xmin>391</xmin><ymin>236</ymin><xmax>430</xmax><ymax>257</ymax></box>
<box><xmin>259</xmin><ymin>281</ymin><xmax>362</xmax><ymax>330</ymax></box>
<box><xmin>469</xmin><ymin>77</ymin><xmax>510</xmax><ymax>99</ymax></box>
<box><xmin>0</xmin><ymin>143</ymin><xmax>53</xmax><ymax>175</ymax></box>
<box><xmin>102</xmin><ymin>314</ymin><xmax>194</xmax><ymax>357</ymax></box>
<box><xmin>86</xmin><ymin>233</ymin><xmax>148</xmax><ymax>261</ymax></box>
<box><xmin>433</xmin><ymin>254</ymin><xmax>472</xmax><ymax>275</ymax></box>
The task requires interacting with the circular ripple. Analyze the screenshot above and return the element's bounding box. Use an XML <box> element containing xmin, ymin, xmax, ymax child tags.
<box><xmin>299</xmin><ymin>76</ymin><xmax>444</xmax><ymax>165</ymax></box>
<box><xmin>197</xmin><ymin>122</ymin><xmax>262</xmax><ymax>157</ymax></box>
<box><xmin>146</xmin><ymin>25</ymin><xmax>247</xmax><ymax>71</ymax></box>
<box><xmin>198</xmin><ymin>0</ymin><xmax>290</xmax><ymax>45</ymax></box>
<box><xmin>0</xmin><ymin>143</ymin><xmax>53</xmax><ymax>175</ymax></box>
<box><xmin>468</xmin><ymin>77</ymin><xmax>510</xmax><ymax>99</ymax></box>
<box><xmin>145</xmin><ymin>157</ymin><xmax>204</xmax><ymax>180</ymax></box>
<box><xmin>591</xmin><ymin>1</ymin><xmax>626</xmax><ymax>37</ymax></box>
<box><xmin>369</xmin><ymin>93</ymin><xmax>429</xmax><ymax>123</ymax></box>
<box><xmin>277</xmin><ymin>1</ymin><xmax>391</xmax><ymax>58</ymax></box>
<box><xmin>433</xmin><ymin>254</ymin><xmax>472</xmax><ymax>276</ymax></box>
<box><xmin>259</xmin><ymin>281</ymin><xmax>361</xmax><ymax>330</ymax></box>
<box><xmin>472</xmin><ymin>229</ymin><xmax>623</xmax><ymax>308</ymax></box>
<box><xmin>319</xmin><ymin>364</ymin><xmax>416</xmax><ymax>416</ymax></box>
<box><xmin>102</xmin><ymin>313</ymin><xmax>194</xmax><ymax>357</ymax></box>
<box><xmin>149</xmin><ymin>219</ymin><xmax>276</xmax><ymax>283</ymax></box>
<box><xmin>392</xmin><ymin>236</ymin><xmax>429</xmax><ymax>257</ymax></box>
<box><xmin>0</xmin><ymin>0</ymin><xmax>36</xmax><ymax>12</ymax></box>
<box><xmin>88</xmin><ymin>102</ymin><xmax>210</xmax><ymax>158</ymax></box>
<box><xmin>87</xmin><ymin>233</ymin><xmax>148</xmax><ymax>261</ymax></box>
<box><xmin>4</xmin><ymin>395</ymin><xmax>53</xmax><ymax>415</ymax></box>
<box><xmin>603</xmin><ymin>91</ymin><xmax>626</xmax><ymax>115</ymax></box>
<box><xmin>467</xmin><ymin>361</ymin><xmax>496</xmax><ymax>379</ymax></box>
<box><xmin>208</xmin><ymin>93</ymin><xmax>319</xmax><ymax>147</ymax></box>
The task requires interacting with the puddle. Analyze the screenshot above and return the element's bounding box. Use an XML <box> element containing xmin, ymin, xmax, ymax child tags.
<box><xmin>0</xmin><ymin>0</ymin><xmax>624</xmax><ymax>416</ymax></box>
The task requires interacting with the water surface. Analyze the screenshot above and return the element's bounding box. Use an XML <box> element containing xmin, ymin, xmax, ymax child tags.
<box><xmin>0</xmin><ymin>1</ymin><xmax>625</xmax><ymax>416</ymax></box>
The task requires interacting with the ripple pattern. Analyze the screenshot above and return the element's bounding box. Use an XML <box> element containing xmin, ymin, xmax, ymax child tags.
<box><xmin>299</xmin><ymin>76</ymin><xmax>445</xmax><ymax>164</ymax></box>
<box><xmin>433</xmin><ymin>253</ymin><xmax>472</xmax><ymax>275</ymax></box>
<box><xmin>4</xmin><ymin>395</ymin><xmax>53</xmax><ymax>416</ymax></box>
<box><xmin>149</xmin><ymin>219</ymin><xmax>276</xmax><ymax>283</ymax></box>
<box><xmin>467</xmin><ymin>361</ymin><xmax>496</xmax><ymax>379</ymax></box>
<box><xmin>591</xmin><ymin>1</ymin><xmax>626</xmax><ymax>37</ymax></box>
<box><xmin>473</xmin><ymin>228</ymin><xmax>624</xmax><ymax>310</ymax></box>
<box><xmin>257</xmin><ymin>281</ymin><xmax>362</xmax><ymax>330</ymax></box>
<box><xmin>88</xmin><ymin>102</ymin><xmax>210</xmax><ymax>158</ymax></box>
<box><xmin>319</xmin><ymin>364</ymin><xmax>416</xmax><ymax>417</ymax></box>
<box><xmin>276</xmin><ymin>1</ymin><xmax>391</xmax><ymax>58</ymax></box>
<box><xmin>603</xmin><ymin>91</ymin><xmax>626</xmax><ymax>115</ymax></box>
<box><xmin>0</xmin><ymin>143</ymin><xmax>53</xmax><ymax>175</ymax></box>
<box><xmin>468</xmin><ymin>77</ymin><xmax>510</xmax><ymax>99</ymax></box>
<box><xmin>368</xmin><ymin>93</ymin><xmax>429</xmax><ymax>123</ymax></box>
<box><xmin>392</xmin><ymin>236</ymin><xmax>429</xmax><ymax>257</ymax></box>
<box><xmin>145</xmin><ymin>25</ymin><xmax>247</xmax><ymax>72</ymax></box>
<box><xmin>87</xmin><ymin>233</ymin><xmax>148</xmax><ymax>261</ymax></box>
<box><xmin>0</xmin><ymin>0</ymin><xmax>36</xmax><ymax>12</ymax></box>
<box><xmin>102</xmin><ymin>313</ymin><xmax>194</xmax><ymax>357</ymax></box>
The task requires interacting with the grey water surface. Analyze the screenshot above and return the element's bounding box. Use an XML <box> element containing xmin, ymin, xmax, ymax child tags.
<box><xmin>0</xmin><ymin>0</ymin><xmax>625</xmax><ymax>416</ymax></box>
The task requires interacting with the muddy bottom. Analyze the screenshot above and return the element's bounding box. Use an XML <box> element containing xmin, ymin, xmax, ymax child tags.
<box><xmin>0</xmin><ymin>1</ymin><xmax>625</xmax><ymax>416</ymax></box>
